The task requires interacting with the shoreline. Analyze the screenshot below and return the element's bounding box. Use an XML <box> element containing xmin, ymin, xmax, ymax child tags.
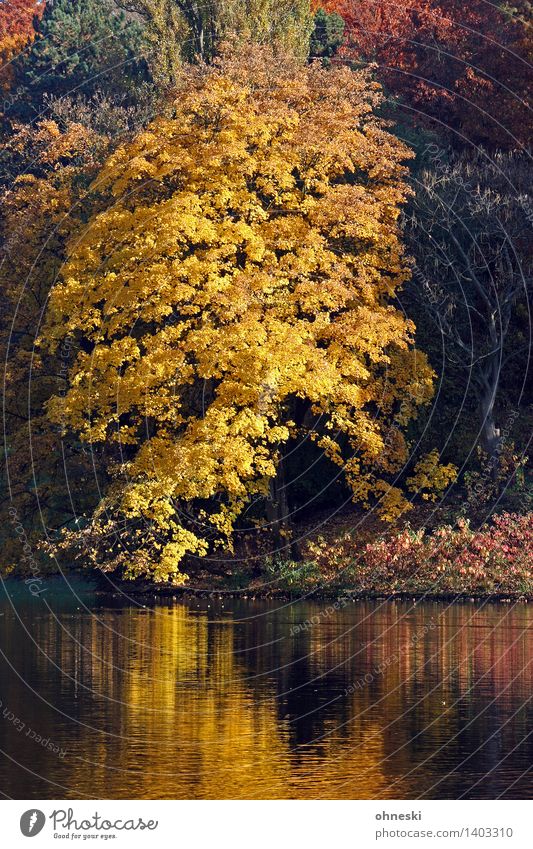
<box><xmin>2</xmin><ymin>506</ymin><xmax>531</xmax><ymax>605</ymax></box>
<box><xmin>103</xmin><ymin>586</ymin><xmax>533</xmax><ymax>604</ymax></box>
<box><xmin>3</xmin><ymin>575</ymin><xmax>530</xmax><ymax>605</ymax></box>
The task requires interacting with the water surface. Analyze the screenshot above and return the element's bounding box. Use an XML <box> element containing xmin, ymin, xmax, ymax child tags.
<box><xmin>0</xmin><ymin>580</ymin><xmax>532</xmax><ymax>799</ymax></box>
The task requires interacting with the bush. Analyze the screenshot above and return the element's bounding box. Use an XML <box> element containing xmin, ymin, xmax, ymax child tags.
<box><xmin>310</xmin><ymin>512</ymin><xmax>533</xmax><ymax>596</ymax></box>
<box><xmin>263</xmin><ymin>558</ymin><xmax>323</xmax><ymax>594</ymax></box>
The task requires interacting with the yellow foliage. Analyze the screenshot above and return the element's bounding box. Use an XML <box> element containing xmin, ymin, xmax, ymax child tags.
<box><xmin>44</xmin><ymin>47</ymin><xmax>436</xmax><ymax>582</ymax></box>
<box><xmin>407</xmin><ymin>449</ymin><xmax>458</xmax><ymax>502</ymax></box>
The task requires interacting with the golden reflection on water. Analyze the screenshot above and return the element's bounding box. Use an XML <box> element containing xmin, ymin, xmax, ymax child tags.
<box><xmin>1</xmin><ymin>598</ymin><xmax>532</xmax><ymax>799</ymax></box>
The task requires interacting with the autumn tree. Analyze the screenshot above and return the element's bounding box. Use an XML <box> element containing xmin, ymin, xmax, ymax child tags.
<box><xmin>0</xmin><ymin>0</ymin><xmax>42</xmax><ymax>92</ymax></box>
<box><xmin>406</xmin><ymin>149</ymin><xmax>533</xmax><ymax>467</ymax></box>
<box><xmin>43</xmin><ymin>47</ymin><xmax>449</xmax><ymax>585</ymax></box>
<box><xmin>320</xmin><ymin>0</ymin><xmax>532</xmax><ymax>150</ymax></box>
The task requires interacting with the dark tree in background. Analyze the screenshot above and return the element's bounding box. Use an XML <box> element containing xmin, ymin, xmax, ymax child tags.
<box><xmin>406</xmin><ymin>150</ymin><xmax>532</xmax><ymax>467</ymax></box>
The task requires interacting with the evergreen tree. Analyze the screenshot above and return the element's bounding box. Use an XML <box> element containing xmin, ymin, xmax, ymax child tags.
<box><xmin>310</xmin><ymin>8</ymin><xmax>345</xmax><ymax>61</ymax></box>
<box><xmin>15</xmin><ymin>0</ymin><xmax>149</xmax><ymax>114</ymax></box>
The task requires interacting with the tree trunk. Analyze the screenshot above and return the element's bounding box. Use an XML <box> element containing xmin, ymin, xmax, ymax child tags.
<box><xmin>266</xmin><ymin>458</ymin><xmax>301</xmax><ymax>560</ymax></box>
<box><xmin>478</xmin><ymin>347</ymin><xmax>502</xmax><ymax>478</ymax></box>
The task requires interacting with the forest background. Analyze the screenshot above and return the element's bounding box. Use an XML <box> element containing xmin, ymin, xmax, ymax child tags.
<box><xmin>1</xmin><ymin>0</ymin><xmax>532</xmax><ymax>597</ymax></box>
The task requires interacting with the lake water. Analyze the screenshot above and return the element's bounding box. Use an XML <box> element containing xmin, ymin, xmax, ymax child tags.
<box><xmin>0</xmin><ymin>580</ymin><xmax>532</xmax><ymax>799</ymax></box>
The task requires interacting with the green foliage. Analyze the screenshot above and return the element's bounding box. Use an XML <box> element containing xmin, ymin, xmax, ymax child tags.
<box><xmin>310</xmin><ymin>8</ymin><xmax>345</xmax><ymax>60</ymax></box>
<box><xmin>120</xmin><ymin>0</ymin><xmax>314</xmax><ymax>84</ymax></box>
<box><xmin>264</xmin><ymin>558</ymin><xmax>322</xmax><ymax>593</ymax></box>
<box><xmin>221</xmin><ymin>0</ymin><xmax>314</xmax><ymax>60</ymax></box>
<box><xmin>0</xmin><ymin>119</ymin><xmax>112</xmax><ymax>576</ymax></box>
<box><xmin>15</xmin><ymin>0</ymin><xmax>149</xmax><ymax>112</ymax></box>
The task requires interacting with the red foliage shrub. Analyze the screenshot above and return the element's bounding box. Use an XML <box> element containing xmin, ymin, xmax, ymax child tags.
<box><xmin>311</xmin><ymin>512</ymin><xmax>533</xmax><ymax>595</ymax></box>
